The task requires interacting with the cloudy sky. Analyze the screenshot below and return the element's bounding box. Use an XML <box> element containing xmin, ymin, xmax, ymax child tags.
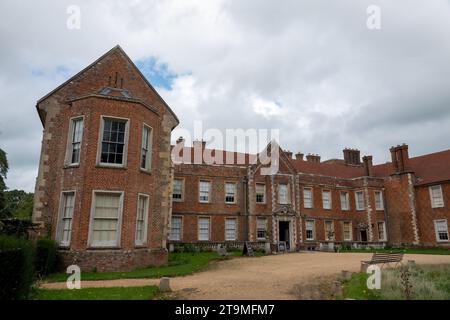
<box><xmin>1</xmin><ymin>0</ymin><xmax>450</xmax><ymax>192</ymax></box>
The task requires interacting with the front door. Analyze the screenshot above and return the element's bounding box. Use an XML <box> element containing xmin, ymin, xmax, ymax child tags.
<box><xmin>279</xmin><ymin>221</ymin><xmax>290</xmax><ymax>250</ymax></box>
<box><xmin>360</xmin><ymin>230</ymin><xmax>368</xmax><ymax>242</ymax></box>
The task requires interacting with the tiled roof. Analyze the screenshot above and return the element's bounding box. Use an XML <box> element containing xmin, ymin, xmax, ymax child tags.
<box><xmin>171</xmin><ymin>144</ymin><xmax>450</xmax><ymax>185</ymax></box>
<box><xmin>291</xmin><ymin>159</ymin><xmax>365</xmax><ymax>179</ymax></box>
<box><xmin>405</xmin><ymin>149</ymin><xmax>450</xmax><ymax>185</ymax></box>
<box><xmin>171</xmin><ymin>146</ymin><xmax>257</xmax><ymax>166</ymax></box>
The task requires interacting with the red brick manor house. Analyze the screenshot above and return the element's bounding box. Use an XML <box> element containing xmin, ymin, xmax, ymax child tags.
<box><xmin>32</xmin><ymin>46</ymin><xmax>450</xmax><ymax>271</ymax></box>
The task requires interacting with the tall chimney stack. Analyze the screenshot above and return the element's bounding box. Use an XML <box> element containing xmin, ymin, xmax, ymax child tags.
<box><xmin>343</xmin><ymin>148</ymin><xmax>361</xmax><ymax>165</ymax></box>
<box><xmin>295</xmin><ymin>152</ymin><xmax>304</xmax><ymax>161</ymax></box>
<box><xmin>362</xmin><ymin>155</ymin><xmax>373</xmax><ymax>176</ymax></box>
<box><xmin>390</xmin><ymin>143</ymin><xmax>410</xmax><ymax>173</ymax></box>
<box><xmin>306</xmin><ymin>153</ymin><xmax>321</xmax><ymax>163</ymax></box>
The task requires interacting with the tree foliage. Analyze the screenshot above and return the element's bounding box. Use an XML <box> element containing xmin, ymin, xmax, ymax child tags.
<box><xmin>0</xmin><ymin>148</ymin><xmax>9</xmax><ymax>217</ymax></box>
<box><xmin>3</xmin><ymin>190</ymin><xmax>34</xmax><ymax>219</ymax></box>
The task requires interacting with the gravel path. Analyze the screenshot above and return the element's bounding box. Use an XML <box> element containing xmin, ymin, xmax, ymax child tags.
<box><xmin>40</xmin><ymin>252</ymin><xmax>450</xmax><ymax>299</ymax></box>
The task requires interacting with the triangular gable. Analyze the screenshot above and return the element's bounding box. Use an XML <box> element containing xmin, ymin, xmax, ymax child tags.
<box><xmin>36</xmin><ymin>45</ymin><xmax>179</xmax><ymax>126</ymax></box>
<box><xmin>251</xmin><ymin>140</ymin><xmax>297</xmax><ymax>175</ymax></box>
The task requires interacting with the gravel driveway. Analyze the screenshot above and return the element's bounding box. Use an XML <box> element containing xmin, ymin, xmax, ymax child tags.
<box><xmin>41</xmin><ymin>252</ymin><xmax>450</xmax><ymax>299</ymax></box>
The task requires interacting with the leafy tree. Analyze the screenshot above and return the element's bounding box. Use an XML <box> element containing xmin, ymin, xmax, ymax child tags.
<box><xmin>4</xmin><ymin>190</ymin><xmax>34</xmax><ymax>220</ymax></box>
<box><xmin>0</xmin><ymin>148</ymin><xmax>8</xmax><ymax>218</ymax></box>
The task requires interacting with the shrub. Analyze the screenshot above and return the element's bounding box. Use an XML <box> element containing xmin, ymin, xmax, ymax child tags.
<box><xmin>0</xmin><ymin>235</ymin><xmax>35</xmax><ymax>300</ymax></box>
<box><xmin>35</xmin><ymin>238</ymin><xmax>58</xmax><ymax>277</ymax></box>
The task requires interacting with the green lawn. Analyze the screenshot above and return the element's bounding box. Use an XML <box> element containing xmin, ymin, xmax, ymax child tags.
<box><xmin>44</xmin><ymin>251</ymin><xmax>242</xmax><ymax>282</ymax></box>
<box><xmin>339</xmin><ymin>247</ymin><xmax>450</xmax><ymax>255</ymax></box>
<box><xmin>33</xmin><ymin>286</ymin><xmax>159</xmax><ymax>300</ymax></box>
<box><xmin>343</xmin><ymin>264</ymin><xmax>450</xmax><ymax>300</ymax></box>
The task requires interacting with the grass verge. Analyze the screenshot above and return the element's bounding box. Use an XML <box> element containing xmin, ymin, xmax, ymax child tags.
<box><xmin>44</xmin><ymin>251</ymin><xmax>242</xmax><ymax>282</ymax></box>
<box><xmin>339</xmin><ymin>248</ymin><xmax>450</xmax><ymax>255</ymax></box>
<box><xmin>343</xmin><ymin>264</ymin><xmax>450</xmax><ymax>300</ymax></box>
<box><xmin>33</xmin><ymin>285</ymin><xmax>159</xmax><ymax>300</ymax></box>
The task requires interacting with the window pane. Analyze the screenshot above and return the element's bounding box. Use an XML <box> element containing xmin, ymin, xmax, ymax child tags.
<box><xmin>256</xmin><ymin>184</ymin><xmax>265</xmax><ymax>203</ymax></box>
<box><xmin>225</xmin><ymin>183</ymin><xmax>236</xmax><ymax>203</ymax></box>
<box><xmin>135</xmin><ymin>196</ymin><xmax>147</xmax><ymax>244</ymax></box>
<box><xmin>306</xmin><ymin>220</ymin><xmax>314</xmax><ymax>240</ymax></box>
<box><xmin>198</xmin><ymin>218</ymin><xmax>210</xmax><ymax>241</ymax></box>
<box><xmin>304</xmin><ymin>189</ymin><xmax>312</xmax><ymax>208</ymax></box>
<box><xmin>140</xmin><ymin>126</ymin><xmax>151</xmax><ymax>170</ymax></box>
<box><xmin>170</xmin><ymin>217</ymin><xmax>182</xmax><ymax>241</ymax></box>
<box><xmin>322</xmin><ymin>191</ymin><xmax>331</xmax><ymax>209</ymax></box>
<box><xmin>199</xmin><ymin>181</ymin><xmax>210</xmax><ymax>202</ymax></box>
<box><xmin>225</xmin><ymin>219</ymin><xmax>236</xmax><ymax>241</ymax></box>
<box><xmin>59</xmin><ymin>192</ymin><xmax>75</xmax><ymax>245</ymax></box>
<box><xmin>173</xmin><ymin>179</ymin><xmax>183</xmax><ymax>200</ymax></box>
<box><xmin>100</xmin><ymin>119</ymin><xmax>126</xmax><ymax>165</ymax></box>
<box><xmin>92</xmin><ymin>193</ymin><xmax>121</xmax><ymax>246</ymax></box>
<box><xmin>279</xmin><ymin>184</ymin><xmax>288</xmax><ymax>204</ymax></box>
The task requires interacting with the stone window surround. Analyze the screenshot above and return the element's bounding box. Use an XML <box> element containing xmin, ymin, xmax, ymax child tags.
<box><xmin>56</xmin><ymin>190</ymin><xmax>77</xmax><ymax>247</ymax></box>
<box><xmin>429</xmin><ymin>185</ymin><xmax>444</xmax><ymax>208</ymax></box>
<box><xmin>225</xmin><ymin>217</ymin><xmax>237</xmax><ymax>241</ymax></box>
<box><xmin>198</xmin><ymin>179</ymin><xmax>212</xmax><ymax>203</ymax></box>
<box><xmin>197</xmin><ymin>216</ymin><xmax>211</xmax><ymax>241</ymax></box>
<box><xmin>135</xmin><ymin>193</ymin><xmax>150</xmax><ymax>246</ymax></box>
<box><xmin>170</xmin><ymin>215</ymin><xmax>183</xmax><ymax>241</ymax></box>
<box><xmin>64</xmin><ymin>115</ymin><xmax>85</xmax><ymax>167</ymax></box>
<box><xmin>87</xmin><ymin>190</ymin><xmax>124</xmax><ymax>248</ymax></box>
<box><xmin>434</xmin><ymin>219</ymin><xmax>449</xmax><ymax>243</ymax></box>
<box><xmin>224</xmin><ymin>181</ymin><xmax>237</xmax><ymax>204</ymax></box>
<box><xmin>140</xmin><ymin>123</ymin><xmax>153</xmax><ymax>172</ymax></box>
<box><xmin>172</xmin><ymin>178</ymin><xmax>185</xmax><ymax>202</ymax></box>
<box><xmin>96</xmin><ymin>115</ymin><xmax>130</xmax><ymax>168</ymax></box>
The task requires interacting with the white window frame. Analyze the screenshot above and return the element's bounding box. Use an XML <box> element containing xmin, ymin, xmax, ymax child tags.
<box><xmin>303</xmin><ymin>188</ymin><xmax>313</xmax><ymax>208</ymax></box>
<box><xmin>170</xmin><ymin>216</ymin><xmax>183</xmax><ymax>241</ymax></box>
<box><xmin>256</xmin><ymin>218</ymin><xmax>268</xmax><ymax>240</ymax></box>
<box><xmin>343</xmin><ymin>221</ymin><xmax>352</xmax><ymax>241</ymax></box>
<box><xmin>56</xmin><ymin>190</ymin><xmax>76</xmax><ymax>247</ymax></box>
<box><xmin>172</xmin><ymin>178</ymin><xmax>184</xmax><ymax>202</ymax></box>
<box><xmin>140</xmin><ymin>123</ymin><xmax>153</xmax><ymax>172</ymax></box>
<box><xmin>429</xmin><ymin>185</ymin><xmax>444</xmax><ymax>208</ymax></box>
<box><xmin>88</xmin><ymin>190</ymin><xmax>124</xmax><ymax>248</ymax></box>
<box><xmin>434</xmin><ymin>219</ymin><xmax>449</xmax><ymax>242</ymax></box>
<box><xmin>322</xmin><ymin>190</ymin><xmax>332</xmax><ymax>210</ymax></box>
<box><xmin>96</xmin><ymin>115</ymin><xmax>130</xmax><ymax>168</ymax></box>
<box><xmin>135</xmin><ymin>193</ymin><xmax>149</xmax><ymax>246</ymax></box>
<box><xmin>65</xmin><ymin>116</ymin><xmax>84</xmax><ymax>166</ymax></box>
<box><xmin>340</xmin><ymin>192</ymin><xmax>350</xmax><ymax>211</ymax></box>
<box><xmin>199</xmin><ymin>180</ymin><xmax>211</xmax><ymax>203</ymax></box>
<box><xmin>278</xmin><ymin>183</ymin><xmax>289</xmax><ymax>204</ymax></box>
<box><xmin>324</xmin><ymin>220</ymin><xmax>334</xmax><ymax>241</ymax></box>
<box><xmin>256</xmin><ymin>183</ymin><xmax>266</xmax><ymax>204</ymax></box>
<box><xmin>355</xmin><ymin>191</ymin><xmax>365</xmax><ymax>211</ymax></box>
<box><xmin>225</xmin><ymin>218</ymin><xmax>237</xmax><ymax>241</ymax></box>
<box><xmin>225</xmin><ymin>182</ymin><xmax>237</xmax><ymax>204</ymax></box>
<box><xmin>374</xmin><ymin>191</ymin><xmax>384</xmax><ymax>211</ymax></box>
<box><xmin>305</xmin><ymin>220</ymin><xmax>315</xmax><ymax>240</ymax></box>
<box><xmin>198</xmin><ymin>217</ymin><xmax>211</xmax><ymax>241</ymax></box>
<box><xmin>377</xmin><ymin>221</ymin><xmax>387</xmax><ymax>241</ymax></box>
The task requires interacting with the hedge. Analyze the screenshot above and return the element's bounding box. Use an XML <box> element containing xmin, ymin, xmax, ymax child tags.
<box><xmin>35</xmin><ymin>238</ymin><xmax>58</xmax><ymax>277</ymax></box>
<box><xmin>0</xmin><ymin>235</ymin><xmax>35</xmax><ymax>300</ymax></box>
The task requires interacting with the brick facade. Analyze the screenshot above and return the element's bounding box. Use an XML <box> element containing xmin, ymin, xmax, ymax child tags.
<box><xmin>33</xmin><ymin>46</ymin><xmax>450</xmax><ymax>271</ymax></box>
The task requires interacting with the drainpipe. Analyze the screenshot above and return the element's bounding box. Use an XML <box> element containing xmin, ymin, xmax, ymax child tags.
<box><xmin>243</xmin><ymin>176</ymin><xmax>249</xmax><ymax>241</ymax></box>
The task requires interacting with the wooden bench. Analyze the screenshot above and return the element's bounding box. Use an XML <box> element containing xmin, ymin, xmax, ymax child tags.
<box><xmin>361</xmin><ymin>252</ymin><xmax>404</xmax><ymax>271</ymax></box>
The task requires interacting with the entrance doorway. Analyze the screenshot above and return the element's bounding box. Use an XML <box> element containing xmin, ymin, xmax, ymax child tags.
<box><xmin>360</xmin><ymin>230</ymin><xmax>368</xmax><ymax>242</ymax></box>
<box><xmin>279</xmin><ymin>221</ymin><xmax>290</xmax><ymax>251</ymax></box>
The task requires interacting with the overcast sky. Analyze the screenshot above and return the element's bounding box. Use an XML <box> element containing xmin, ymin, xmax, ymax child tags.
<box><xmin>1</xmin><ymin>0</ymin><xmax>450</xmax><ymax>192</ymax></box>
